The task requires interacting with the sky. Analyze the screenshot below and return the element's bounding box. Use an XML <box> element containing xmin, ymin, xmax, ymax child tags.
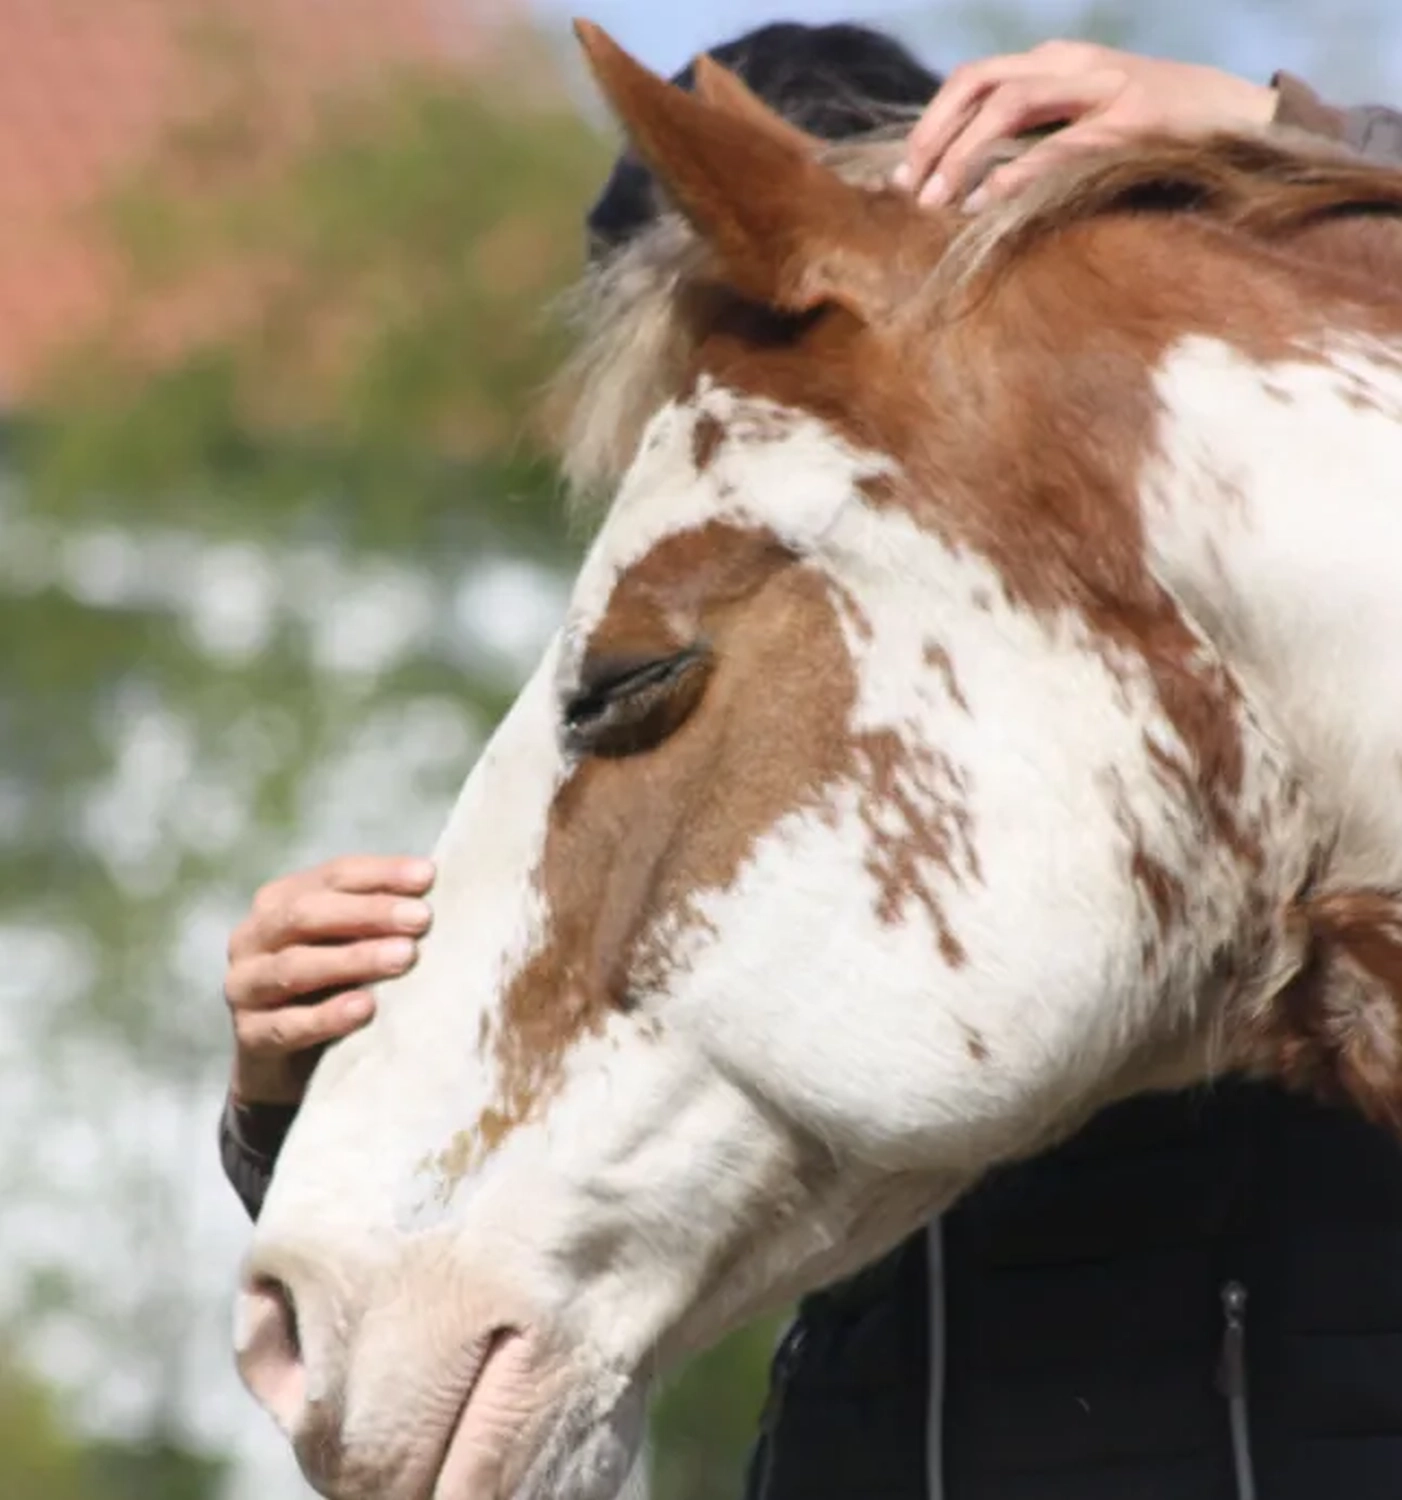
<box><xmin>524</xmin><ymin>0</ymin><xmax>1402</xmax><ymax>111</ymax></box>
<box><xmin>529</xmin><ymin>0</ymin><xmax>915</xmax><ymax>77</ymax></box>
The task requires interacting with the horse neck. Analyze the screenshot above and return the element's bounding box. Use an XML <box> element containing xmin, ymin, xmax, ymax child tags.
<box><xmin>1137</xmin><ymin>318</ymin><xmax>1402</xmax><ymax>889</ymax></box>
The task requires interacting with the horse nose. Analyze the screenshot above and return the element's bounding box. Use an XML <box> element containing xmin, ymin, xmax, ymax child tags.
<box><xmin>235</xmin><ymin>1276</ymin><xmax>310</xmax><ymax>1436</ymax></box>
<box><xmin>235</xmin><ymin>1236</ymin><xmax>545</xmax><ymax>1500</ymax></box>
<box><xmin>236</xmin><ymin>1260</ymin><xmax>368</xmax><ymax>1492</ymax></box>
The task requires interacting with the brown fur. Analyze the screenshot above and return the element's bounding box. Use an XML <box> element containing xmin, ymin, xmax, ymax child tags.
<box><xmin>481</xmin><ymin>30</ymin><xmax>1402</xmax><ymax>1157</ymax></box>
<box><xmin>473</xmin><ymin>527</ymin><xmax>862</xmax><ymax>1153</ymax></box>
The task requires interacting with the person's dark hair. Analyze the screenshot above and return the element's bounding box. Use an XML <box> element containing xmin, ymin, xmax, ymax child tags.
<box><xmin>585</xmin><ymin>21</ymin><xmax>944</xmax><ymax>260</ymax></box>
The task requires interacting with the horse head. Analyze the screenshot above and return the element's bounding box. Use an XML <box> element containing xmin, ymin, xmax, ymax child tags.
<box><xmin>232</xmin><ymin>24</ymin><xmax>1402</xmax><ymax>1500</ymax></box>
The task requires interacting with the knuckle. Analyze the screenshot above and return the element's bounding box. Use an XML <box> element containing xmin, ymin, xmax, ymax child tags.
<box><xmin>236</xmin><ymin>1014</ymin><xmax>271</xmax><ymax>1053</ymax></box>
<box><xmin>943</xmin><ymin>60</ymin><xmax>978</xmax><ymax>92</ymax></box>
<box><xmin>268</xmin><ymin>952</ymin><xmax>299</xmax><ymax>996</ymax></box>
<box><xmin>1040</xmin><ymin>38</ymin><xmax>1093</xmax><ymax>65</ymax></box>
<box><xmin>284</xmin><ymin>892</ymin><xmax>317</xmax><ymax>935</ymax></box>
<box><xmin>994</xmin><ymin>82</ymin><xmax>1031</xmax><ymax>117</ymax></box>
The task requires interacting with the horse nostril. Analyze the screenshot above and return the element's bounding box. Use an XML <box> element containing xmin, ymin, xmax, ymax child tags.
<box><xmin>236</xmin><ymin>1277</ymin><xmax>307</xmax><ymax>1433</ymax></box>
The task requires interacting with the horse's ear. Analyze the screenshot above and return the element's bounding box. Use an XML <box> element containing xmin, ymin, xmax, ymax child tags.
<box><xmin>574</xmin><ymin>20</ymin><xmax>919</xmax><ymax>320</ymax></box>
<box><xmin>690</xmin><ymin>54</ymin><xmax>821</xmax><ymax>158</ymax></box>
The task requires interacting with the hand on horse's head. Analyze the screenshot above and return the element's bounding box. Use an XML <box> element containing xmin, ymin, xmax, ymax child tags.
<box><xmin>896</xmin><ymin>40</ymin><xmax>1278</xmax><ymax>211</ymax></box>
<box><xmin>224</xmin><ymin>853</ymin><xmax>435</xmax><ymax>1105</ymax></box>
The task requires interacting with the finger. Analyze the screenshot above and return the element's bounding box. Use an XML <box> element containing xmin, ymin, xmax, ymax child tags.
<box><xmin>897</xmin><ymin>52</ymin><xmax>1083</xmax><ymax>195</ymax></box>
<box><xmin>962</xmin><ymin>125</ymin><xmax>1123</xmax><ymax>211</ymax></box>
<box><xmin>235</xmin><ymin>990</ymin><xmax>378</xmax><ymax>1057</ymax></box>
<box><xmin>918</xmin><ymin>72</ymin><xmax>1123</xmax><ymax>208</ymax></box>
<box><xmin>228</xmin><ymin>936</ymin><xmax>419</xmax><ymax>1012</ymax></box>
<box><xmin>255</xmin><ymin>889</ymin><xmax>434</xmax><ymax>953</ymax></box>
<box><xmin>231</xmin><ymin>855</ymin><xmax>435</xmax><ymax>960</ymax></box>
<box><xmin>320</xmin><ymin>854</ymin><xmax>436</xmax><ymax>897</ymax></box>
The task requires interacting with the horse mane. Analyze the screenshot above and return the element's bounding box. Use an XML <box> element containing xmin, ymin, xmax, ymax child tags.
<box><xmin>544</xmin><ymin>123</ymin><xmax>1402</xmax><ymax>505</ymax></box>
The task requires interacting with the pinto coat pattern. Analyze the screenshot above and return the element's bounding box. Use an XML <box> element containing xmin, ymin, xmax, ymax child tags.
<box><xmin>231</xmin><ymin>27</ymin><xmax>1402</xmax><ymax>1500</ymax></box>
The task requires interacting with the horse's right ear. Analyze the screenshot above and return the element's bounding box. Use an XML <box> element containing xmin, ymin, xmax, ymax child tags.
<box><xmin>573</xmin><ymin>19</ymin><xmax>925</xmax><ymax>322</ymax></box>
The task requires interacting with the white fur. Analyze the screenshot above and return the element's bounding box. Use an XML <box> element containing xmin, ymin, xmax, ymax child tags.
<box><xmin>238</xmin><ymin>381</ymin><xmax>1317</xmax><ymax>1500</ymax></box>
<box><xmin>1141</xmin><ymin>332</ymin><xmax>1402</xmax><ymax>890</ymax></box>
<box><xmin>560</xmin><ymin>378</ymin><xmax>895</xmax><ymax>677</ymax></box>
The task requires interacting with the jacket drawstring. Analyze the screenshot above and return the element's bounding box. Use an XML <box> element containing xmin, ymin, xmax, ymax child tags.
<box><xmin>1217</xmin><ymin>1280</ymin><xmax>1258</xmax><ymax>1500</ymax></box>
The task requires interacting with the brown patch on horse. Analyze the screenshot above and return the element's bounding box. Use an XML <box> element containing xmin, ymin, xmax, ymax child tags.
<box><xmin>1261</xmin><ymin>887</ymin><xmax>1402</xmax><ymax>1132</ymax></box>
<box><xmin>691</xmin><ymin>409</ymin><xmax>726</xmax><ymax>472</ymax></box>
<box><xmin>1104</xmin><ymin>768</ymin><xmax>1191</xmax><ymax>970</ymax></box>
<box><xmin>459</xmin><ymin>516</ymin><xmax>981</xmax><ymax>1161</ymax></box>
<box><xmin>923</xmin><ymin>641</ymin><xmax>969</xmax><ymax>714</ymax></box>
<box><xmin>687</xmin><ymin>215</ymin><xmax>1262</xmax><ymax>871</ymax></box>
<box><xmin>851</xmin><ymin>729</ymin><xmax>979</xmax><ymax>965</ymax></box>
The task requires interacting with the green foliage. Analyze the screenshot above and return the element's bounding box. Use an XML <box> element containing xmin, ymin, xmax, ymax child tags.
<box><xmin>0</xmin><ymin>1357</ymin><xmax>88</xmax><ymax>1500</ymax></box>
<box><xmin>7</xmin><ymin>38</ymin><xmax>606</xmax><ymax>958</ymax></box>
<box><xmin>0</xmin><ymin>1357</ymin><xmax>225</xmax><ymax>1500</ymax></box>
<box><xmin>651</xmin><ymin>1317</ymin><xmax>786</xmax><ymax>1500</ymax></box>
<box><xmin>0</xmin><ymin>19</ymin><xmax>616</xmax><ymax>1474</ymax></box>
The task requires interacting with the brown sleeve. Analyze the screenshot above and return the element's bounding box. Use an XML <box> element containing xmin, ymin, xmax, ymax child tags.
<box><xmin>219</xmin><ymin>1094</ymin><xmax>298</xmax><ymax>1221</ymax></box>
<box><xmin>1272</xmin><ymin>71</ymin><xmax>1402</xmax><ymax>167</ymax></box>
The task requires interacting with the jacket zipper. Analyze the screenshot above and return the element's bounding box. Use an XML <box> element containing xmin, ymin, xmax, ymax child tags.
<box><xmin>926</xmin><ymin>1220</ymin><xmax>947</xmax><ymax>1500</ymax></box>
<box><xmin>1216</xmin><ymin>1279</ymin><xmax>1258</xmax><ymax>1500</ymax></box>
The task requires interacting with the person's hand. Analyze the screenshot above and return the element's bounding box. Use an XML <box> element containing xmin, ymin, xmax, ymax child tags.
<box><xmin>225</xmin><ymin>855</ymin><xmax>435</xmax><ymax>1105</ymax></box>
<box><xmin>895</xmin><ymin>40</ymin><xmax>1278</xmax><ymax>211</ymax></box>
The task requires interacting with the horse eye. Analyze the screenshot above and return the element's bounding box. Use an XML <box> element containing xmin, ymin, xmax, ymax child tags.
<box><xmin>563</xmin><ymin>649</ymin><xmax>711</xmax><ymax>758</ymax></box>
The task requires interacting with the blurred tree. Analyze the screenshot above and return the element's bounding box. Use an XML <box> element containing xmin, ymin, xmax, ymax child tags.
<box><xmin>0</xmin><ymin>8</ymin><xmax>612</xmax><ymax>1489</ymax></box>
<box><xmin>5</xmin><ymin>3</ymin><xmax>1399</xmax><ymax>1498</ymax></box>
<box><xmin>0</xmin><ymin>1353</ymin><xmax>225</xmax><ymax>1500</ymax></box>
<box><xmin>651</xmin><ymin>1319</ymin><xmax>785</xmax><ymax>1500</ymax></box>
<box><xmin>0</xmin><ymin>1354</ymin><xmax>91</xmax><ymax>1500</ymax></box>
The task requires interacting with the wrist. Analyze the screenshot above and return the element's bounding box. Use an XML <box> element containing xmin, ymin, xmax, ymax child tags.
<box><xmin>230</xmin><ymin>1053</ymin><xmax>307</xmax><ymax>1109</ymax></box>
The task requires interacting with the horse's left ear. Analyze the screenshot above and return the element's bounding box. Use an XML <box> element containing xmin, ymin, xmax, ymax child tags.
<box><xmin>574</xmin><ymin>20</ymin><xmax>923</xmax><ymax>322</ymax></box>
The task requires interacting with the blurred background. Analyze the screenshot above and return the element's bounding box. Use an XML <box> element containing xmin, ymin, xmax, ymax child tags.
<box><xmin>0</xmin><ymin>1</ymin><xmax>1398</xmax><ymax>1497</ymax></box>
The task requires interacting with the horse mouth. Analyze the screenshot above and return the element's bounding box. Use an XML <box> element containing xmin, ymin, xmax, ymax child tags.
<box><xmin>431</xmin><ymin>1327</ymin><xmax>532</xmax><ymax>1500</ymax></box>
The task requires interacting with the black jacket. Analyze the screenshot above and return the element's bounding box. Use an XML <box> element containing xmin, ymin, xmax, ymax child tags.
<box><xmin>749</xmin><ymin>1083</ymin><xmax>1402</xmax><ymax>1500</ymax></box>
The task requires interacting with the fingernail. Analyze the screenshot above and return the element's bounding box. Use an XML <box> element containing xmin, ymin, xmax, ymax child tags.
<box><xmin>393</xmin><ymin>899</ymin><xmax>432</xmax><ymax>931</ymax></box>
<box><xmin>919</xmin><ymin>172</ymin><xmax>951</xmax><ymax>208</ymax></box>
<box><xmin>890</xmin><ymin>162</ymin><xmax>914</xmax><ymax>191</ymax></box>
<box><xmin>345</xmin><ymin>994</ymin><xmax>373</xmax><ymax>1020</ymax></box>
<box><xmin>963</xmin><ymin>186</ymin><xmax>989</xmax><ymax>214</ymax></box>
<box><xmin>379</xmin><ymin>937</ymin><xmax>416</xmax><ymax>969</ymax></box>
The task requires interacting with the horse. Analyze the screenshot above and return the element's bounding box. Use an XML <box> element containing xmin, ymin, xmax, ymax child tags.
<box><xmin>232</xmin><ymin>22</ymin><xmax>1402</xmax><ymax>1500</ymax></box>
